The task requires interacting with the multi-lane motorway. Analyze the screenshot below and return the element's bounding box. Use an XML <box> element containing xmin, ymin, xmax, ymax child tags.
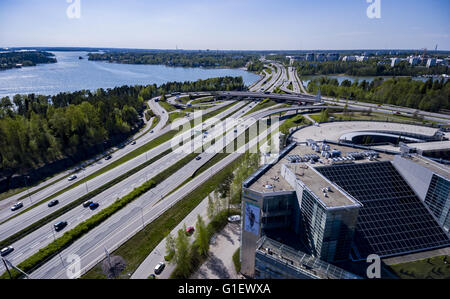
<box><xmin>0</xmin><ymin>100</ymin><xmax>248</xmax><ymax>272</ymax></box>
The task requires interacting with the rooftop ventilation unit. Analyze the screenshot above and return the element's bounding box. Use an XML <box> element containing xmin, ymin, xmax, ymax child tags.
<box><xmin>264</xmin><ymin>184</ymin><xmax>274</xmax><ymax>190</ymax></box>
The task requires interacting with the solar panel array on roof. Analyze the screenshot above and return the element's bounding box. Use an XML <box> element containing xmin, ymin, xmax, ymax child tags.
<box><xmin>316</xmin><ymin>161</ymin><xmax>450</xmax><ymax>259</ymax></box>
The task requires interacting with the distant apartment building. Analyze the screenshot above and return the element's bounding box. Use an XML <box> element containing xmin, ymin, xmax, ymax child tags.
<box><xmin>409</xmin><ymin>57</ymin><xmax>421</xmax><ymax>66</ymax></box>
<box><xmin>316</xmin><ymin>53</ymin><xmax>327</xmax><ymax>62</ymax></box>
<box><xmin>427</xmin><ymin>58</ymin><xmax>437</xmax><ymax>68</ymax></box>
<box><xmin>326</xmin><ymin>53</ymin><xmax>340</xmax><ymax>61</ymax></box>
<box><xmin>391</xmin><ymin>58</ymin><xmax>400</xmax><ymax>67</ymax></box>
<box><xmin>305</xmin><ymin>53</ymin><xmax>315</xmax><ymax>61</ymax></box>
<box><xmin>342</xmin><ymin>56</ymin><xmax>357</xmax><ymax>62</ymax></box>
<box><xmin>240</xmin><ymin>141</ymin><xmax>450</xmax><ymax>278</ymax></box>
<box><xmin>356</xmin><ymin>56</ymin><xmax>368</xmax><ymax>62</ymax></box>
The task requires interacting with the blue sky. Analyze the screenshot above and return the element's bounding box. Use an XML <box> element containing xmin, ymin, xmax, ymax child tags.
<box><xmin>0</xmin><ymin>0</ymin><xmax>449</xmax><ymax>50</ymax></box>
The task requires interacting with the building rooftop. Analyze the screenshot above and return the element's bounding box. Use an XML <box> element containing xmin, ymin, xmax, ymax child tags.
<box><xmin>372</xmin><ymin>140</ymin><xmax>450</xmax><ymax>154</ymax></box>
<box><xmin>247</xmin><ymin>142</ymin><xmax>394</xmax><ymax>208</ymax></box>
<box><xmin>285</xmin><ymin>164</ymin><xmax>355</xmax><ymax>208</ymax></box>
<box><xmin>256</xmin><ymin>236</ymin><xmax>360</xmax><ymax>279</ymax></box>
<box><xmin>248</xmin><ymin>160</ymin><xmax>294</xmax><ymax>194</ymax></box>
<box><xmin>403</xmin><ymin>154</ymin><xmax>450</xmax><ymax>180</ymax></box>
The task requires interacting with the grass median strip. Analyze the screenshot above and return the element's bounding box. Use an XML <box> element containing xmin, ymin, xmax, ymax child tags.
<box><xmin>0</xmin><ymin>151</ymin><xmax>200</xmax><ymax>279</ymax></box>
<box><xmin>243</xmin><ymin>98</ymin><xmax>277</xmax><ymax>117</ymax></box>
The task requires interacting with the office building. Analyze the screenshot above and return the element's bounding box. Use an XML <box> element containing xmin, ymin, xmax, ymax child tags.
<box><xmin>254</xmin><ymin>236</ymin><xmax>360</xmax><ymax>279</ymax></box>
<box><xmin>240</xmin><ymin>141</ymin><xmax>450</xmax><ymax>278</ymax></box>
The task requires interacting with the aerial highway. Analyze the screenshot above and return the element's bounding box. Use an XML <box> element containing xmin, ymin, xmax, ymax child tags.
<box><xmin>26</xmin><ymin>104</ymin><xmax>284</xmax><ymax>279</ymax></box>
<box><xmin>0</xmin><ymin>101</ymin><xmax>246</xmax><ymax>243</ymax></box>
<box><xmin>0</xmin><ymin>99</ymin><xmax>256</xmax><ymax>275</ymax></box>
<box><xmin>0</xmin><ymin>98</ymin><xmax>233</xmax><ymax>224</ymax></box>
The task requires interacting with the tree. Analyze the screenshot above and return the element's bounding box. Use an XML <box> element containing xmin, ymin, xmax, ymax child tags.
<box><xmin>195</xmin><ymin>215</ymin><xmax>209</xmax><ymax>257</ymax></box>
<box><xmin>174</xmin><ymin>225</ymin><xmax>190</xmax><ymax>277</ymax></box>
<box><xmin>207</xmin><ymin>194</ymin><xmax>215</xmax><ymax>220</ymax></box>
<box><xmin>217</xmin><ymin>173</ymin><xmax>233</xmax><ymax>199</ymax></box>
<box><xmin>319</xmin><ymin>109</ymin><xmax>329</xmax><ymax>122</ymax></box>
<box><xmin>165</xmin><ymin>233</ymin><xmax>176</xmax><ymax>263</ymax></box>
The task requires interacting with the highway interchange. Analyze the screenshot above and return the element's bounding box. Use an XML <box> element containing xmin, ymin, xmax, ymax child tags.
<box><xmin>0</xmin><ymin>60</ymin><xmax>449</xmax><ymax>279</ymax></box>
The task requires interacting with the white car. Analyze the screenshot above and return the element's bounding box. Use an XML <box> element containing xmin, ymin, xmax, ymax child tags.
<box><xmin>11</xmin><ymin>202</ymin><xmax>23</xmax><ymax>211</ymax></box>
<box><xmin>228</xmin><ymin>215</ymin><xmax>241</xmax><ymax>223</ymax></box>
<box><xmin>0</xmin><ymin>246</ymin><xmax>14</xmax><ymax>257</ymax></box>
<box><xmin>68</xmin><ymin>175</ymin><xmax>77</xmax><ymax>181</ymax></box>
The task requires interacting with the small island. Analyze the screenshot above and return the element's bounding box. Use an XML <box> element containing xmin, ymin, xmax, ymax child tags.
<box><xmin>87</xmin><ymin>51</ymin><xmax>261</xmax><ymax>69</ymax></box>
<box><xmin>0</xmin><ymin>51</ymin><xmax>57</xmax><ymax>71</ymax></box>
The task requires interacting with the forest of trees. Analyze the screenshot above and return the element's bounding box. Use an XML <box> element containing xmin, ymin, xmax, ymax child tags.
<box><xmin>247</xmin><ymin>60</ymin><xmax>265</xmax><ymax>73</ymax></box>
<box><xmin>0</xmin><ymin>76</ymin><xmax>245</xmax><ymax>188</ymax></box>
<box><xmin>294</xmin><ymin>60</ymin><xmax>448</xmax><ymax>77</ymax></box>
<box><xmin>0</xmin><ymin>51</ymin><xmax>57</xmax><ymax>71</ymax></box>
<box><xmin>307</xmin><ymin>76</ymin><xmax>450</xmax><ymax>112</ymax></box>
<box><xmin>88</xmin><ymin>51</ymin><xmax>260</xmax><ymax>69</ymax></box>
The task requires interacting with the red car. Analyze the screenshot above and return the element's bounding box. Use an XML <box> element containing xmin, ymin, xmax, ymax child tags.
<box><xmin>186</xmin><ymin>226</ymin><xmax>195</xmax><ymax>235</ymax></box>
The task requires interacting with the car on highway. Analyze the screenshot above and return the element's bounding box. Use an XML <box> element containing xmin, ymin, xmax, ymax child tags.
<box><xmin>154</xmin><ymin>262</ymin><xmax>165</xmax><ymax>275</ymax></box>
<box><xmin>54</xmin><ymin>221</ymin><xmax>68</xmax><ymax>232</ymax></box>
<box><xmin>83</xmin><ymin>201</ymin><xmax>93</xmax><ymax>208</ymax></box>
<box><xmin>48</xmin><ymin>200</ymin><xmax>59</xmax><ymax>208</ymax></box>
<box><xmin>228</xmin><ymin>215</ymin><xmax>241</xmax><ymax>223</ymax></box>
<box><xmin>186</xmin><ymin>226</ymin><xmax>195</xmax><ymax>235</ymax></box>
<box><xmin>150</xmin><ymin>130</ymin><xmax>154</xmax><ymax>133</ymax></box>
<box><xmin>89</xmin><ymin>202</ymin><xmax>100</xmax><ymax>210</ymax></box>
<box><xmin>105</xmin><ymin>155</ymin><xmax>112</xmax><ymax>161</ymax></box>
<box><xmin>68</xmin><ymin>175</ymin><xmax>77</xmax><ymax>181</ymax></box>
<box><xmin>0</xmin><ymin>246</ymin><xmax>14</xmax><ymax>257</ymax></box>
<box><xmin>131</xmin><ymin>141</ymin><xmax>136</xmax><ymax>145</ymax></box>
<box><xmin>196</xmin><ymin>156</ymin><xmax>202</xmax><ymax>161</ymax></box>
<box><xmin>11</xmin><ymin>202</ymin><xmax>23</xmax><ymax>211</ymax></box>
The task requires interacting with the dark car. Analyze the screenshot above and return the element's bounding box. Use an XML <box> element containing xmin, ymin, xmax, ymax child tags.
<box><xmin>105</xmin><ymin>155</ymin><xmax>112</xmax><ymax>161</ymax></box>
<box><xmin>0</xmin><ymin>246</ymin><xmax>14</xmax><ymax>257</ymax></box>
<box><xmin>131</xmin><ymin>141</ymin><xmax>136</xmax><ymax>145</ymax></box>
<box><xmin>48</xmin><ymin>200</ymin><xmax>59</xmax><ymax>208</ymax></box>
<box><xmin>89</xmin><ymin>202</ymin><xmax>100</xmax><ymax>210</ymax></box>
<box><xmin>11</xmin><ymin>202</ymin><xmax>23</xmax><ymax>211</ymax></box>
<box><xmin>196</xmin><ymin>156</ymin><xmax>202</xmax><ymax>161</ymax></box>
<box><xmin>54</xmin><ymin>221</ymin><xmax>68</xmax><ymax>232</ymax></box>
<box><xmin>154</xmin><ymin>262</ymin><xmax>165</xmax><ymax>275</ymax></box>
<box><xmin>83</xmin><ymin>201</ymin><xmax>93</xmax><ymax>208</ymax></box>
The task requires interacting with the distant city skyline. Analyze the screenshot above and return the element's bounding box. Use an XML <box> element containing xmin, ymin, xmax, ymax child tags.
<box><xmin>1</xmin><ymin>0</ymin><xmax>449</xmax><ymax>50</ymax></box>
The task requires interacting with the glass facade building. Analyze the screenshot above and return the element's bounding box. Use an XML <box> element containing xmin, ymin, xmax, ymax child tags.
<box><xmin>424</xmin><ymin>174</ymin><xmax>450</xmax><ymax>233</ymax></box>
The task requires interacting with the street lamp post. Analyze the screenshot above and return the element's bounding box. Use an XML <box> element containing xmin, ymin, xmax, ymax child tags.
<box><xmin>24</xmin><ymin>176</ymin><xmax>32</xmax><ymax>204</ymax></box>
<box><xmin>51</xmin><ymin>225</ymin><xmax>65</xmax><ymax>268</ymax></box>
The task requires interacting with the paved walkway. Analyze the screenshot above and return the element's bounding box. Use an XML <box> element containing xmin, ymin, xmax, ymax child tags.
<box><xmin>191</xmin><ymin>222</ymin><xmax>242</xmax><ymax>279</ymax></box>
